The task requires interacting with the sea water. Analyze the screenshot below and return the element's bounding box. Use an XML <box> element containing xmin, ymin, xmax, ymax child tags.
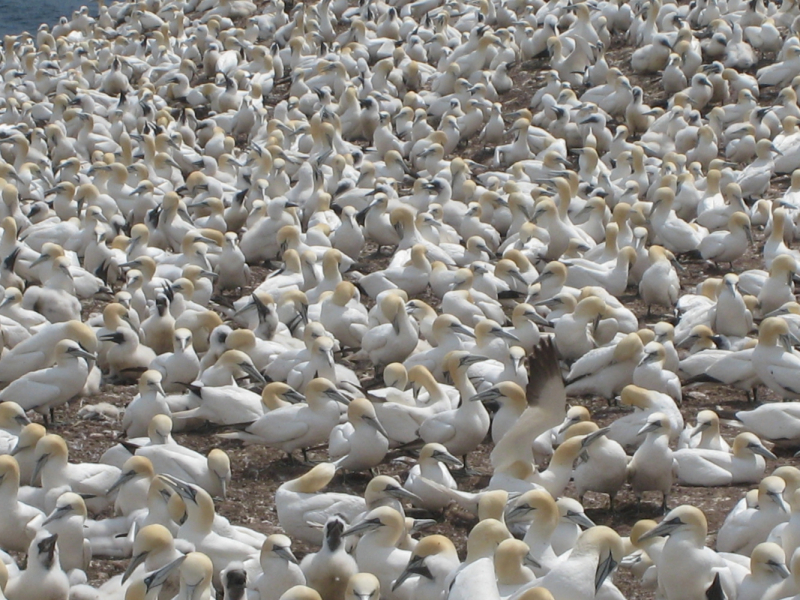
<box><xmin>0</xmin><ymin>0</ymin><xmax>99</xmax><ymax>38</ymax></box>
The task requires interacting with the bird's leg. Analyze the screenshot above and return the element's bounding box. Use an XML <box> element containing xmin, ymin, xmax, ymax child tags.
<box><xmin>661</xmin><ymin>494</ymin><xmax>669</xmax><ymax>515</ymax></box>
<box><xmin>457</xmin><ymin>454</ymin><xmax>481</xmax><ymax>477</ymax></box>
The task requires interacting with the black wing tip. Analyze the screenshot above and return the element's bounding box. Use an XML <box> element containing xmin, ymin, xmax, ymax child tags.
<box><xmin>706</xmin><ymin>573</ymin><xmax>725</xmax><ymax>600</ymax></box>
<box><xmin>528</xmin><ymin>337</ymin><xmax>561</xmax><ymax>377</ymax></box>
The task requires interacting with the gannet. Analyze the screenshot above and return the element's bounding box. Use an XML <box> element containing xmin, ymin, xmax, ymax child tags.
<box><xmin>135</xmin><ymin>436</ymin><xmax>231</xmax><ymax>499</ymax></box>
<box><xmin>506</xmin><ymin>490</ymin><xmax>560</xmax><ymax>574</ymax></box>
<box><xmin>447</xmin><ymin>519</ymin><xmax>512</xmax><ymax>600</ymax></box>
<box><xmin>0</xmin><ymin>321</ymin><xmax>96</xmax><ymax>383</ymax></box>
<box><xmin>640</xmin><ymin>506</ymin><xmax>745</xmax><ymax>600</ymax></box>
<box><xmin>674</xmin><ymin>432</ymin><xmax>776</xmax><ymax>486</ymax></box>
<box><xmin>300</xmin><ymin>516</ymin><xmax>358</xmax><ymax>600</ymax></box>
<box><xmin>511</xmin><ymin>527</ymin><xmax>625</xmax><ymax>600</ymax></box>
<box><xmin>607</xmin><ymin>384</ymin><xmax>684</xmax><ymax>450</ymax></box>
<box><xmin>627</xmin><ymin>413</ymin><xmax>677</xmax><ymax>513</ymax></box>
<box><xmin>419</xmin><ymin>351</ymin><xmax>491</xmax><ymax>473</ymax></box>
<box><xmin>403</xmin><ymin>443</ymin><xmax>462</xmax><ymax>512</ymax></box>
<box><xmin>254</xmin><ymin>534</ymin><xmax>306</xmax><ymax>600</ymax></box>
<box><xmin>0</xmin><ymin>341</ymin><xmax>93</xmax><ymax>421</ymax></box>
<box><xmin>4</xmin><ymin>532</ymin><xmax>68</xmax><ymax>600</ymax></box>
<box><xmin>41</xmin><ymin>492</ymin><xmax>91</xmax><ymax>574</ymax></box>
<box><xmin>736</xmin><ymin>542</ymin><xmax>790</xmax><ymax>600</ymax></box>
<box><xmin>491</xmin><ymin>338</ymin><xmax>566</xmax><ymax>471</ymax></box>
<box><xmin>0</xmin><ymin>455</ymin><xmax>42</xmax><ymax>553</ymax></box>
<box><xmin>122</xmin><ymin>371</ymin><xmax>171</xmax><ymax>439</ymax></box>
<box><xmin>276</xmin><ymin>463</ymin><xmax>366</xmax><ymax>546</ymax></box>
<box><xmin>677</xmin><ymin>410</ymin><xmax>731</xmax><ymax>452</ymax></box>
<box><xmin>717</xmin><ymin>476</ymin><xmax>789</xmax><ymax>556</ymax></box>
<box><xmin>160</xmin><ymin>477</ymin><xmax>256</xmax><ymax>582</ymax></box>
<box><xmin>344</xmin><ymin>506</ymin><xmax>412</xmax><ymax>598</ymax></box>
<box><xmin>752</xmin><ymin>317</ymin><xmax>800</xmax><ymax>400</ymax></box>
<box><xmin>328</xmin><ymin>398</ymin><xmax>389</xmax><ymax>472</ymax></box>
<box><xmin>217</xmin><ymin>378</ymin><xmax>348</xmax><ymax>461</ymax></box>
<box><xmin>393</xmin><ymin>535</ymin><xmax>461</xmax><ymax>600</ymax></box>
<box><xmin>633</xmin><ymin>342</ymin><xmax>683</xmax><ymax>403</ymax></box>
<box><xmin>564</xmin><ymin>332</ymin><xmax>644</xmax><ymax>401</ymax></box>
<box><xmin>569</xmin><ymin>424</ymin><xmax>627</xmax><ymax>510</ymax></box>
<box><xmin>28</xmin><ymin>434</ymin><xmax>119</xmax><ymax>514</ymax></box>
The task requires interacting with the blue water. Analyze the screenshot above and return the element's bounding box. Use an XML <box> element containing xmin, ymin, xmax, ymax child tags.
<box><xmin>0</xmin><ymin>0</ymin><xmax>99</xmax><ymax>38</ymax></box>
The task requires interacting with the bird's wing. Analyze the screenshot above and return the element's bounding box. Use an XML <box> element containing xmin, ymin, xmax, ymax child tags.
<box><xmin>491</xmin><ymin>337</ymin><xmax>566</xmax><ymax>469</ymax></box>
<box><xmin>0</xmin><ymin>374</ymin><xmax>59</xmax><ymax>410</ymax></box>
<box><xmin>419</xmin><ymin>414</ymin><xmax>457</xmax><ymax>445</ymax></box>
<box><xmin>249</xmin><ymin>409</ymin><xmax>311</xmax><ymax>444</ymax></box>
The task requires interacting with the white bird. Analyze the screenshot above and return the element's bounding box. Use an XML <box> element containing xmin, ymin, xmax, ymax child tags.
<box><xmin>627</xmin><ymin>412</ymin><xmax>677</xmax><ymax>513</ymax></box>
<box><xmin>510</xmin><ymin>527</ymin><xmax>625</xmax><ymax>600</ymax></box>
<box><xmin>673</xmin><ymin>432</ymin><xmax>776</xmax><ymax>486</ymax></box>
<box><xmin>403</xmin><ymin>443</ymin><xmax>463</xmax><ymax>512</ymax></box>
<box><xmin>4</xmin><ymin>532</ymin><xmax>68</xmax><ymax>600</ymax></box>
<box><xmin>217</xmin><ymin>378</ymin><xmax>348</xmax><ymax>461</ymax></box>
<box><xmin>328</xmin><ymin>398</ymin><xmax>389</xmax><ymax>472</ymax></box>
<box><xmin>275</xmin><ymin>463</ymin><xmax>366</xmax><ymax>546</ymax></box>
<box><xmin>419</xmin><ymin>351</ymin><xmax>491</xmax><ymax>473</ymax></box>
<box><xmin>639</xmin><ymin>506</ymin><xmax>746</xmax><ymax>600</ymax></box>
<box><xmin>717</xmin><ymin>476</ymin><xmax>789</xmax><ymax>556</ymax></box>
<box><xmin>300</xmin><ymin>515</ymin><xmax>358</xmax><ymax>600</ymax></box>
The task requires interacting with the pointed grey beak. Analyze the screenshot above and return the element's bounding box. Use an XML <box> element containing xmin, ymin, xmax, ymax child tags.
<box><xmin>31</xmin><ymin>453</ymin><xmax>49</xmax><ymax>485</ymax></box>
<box><xmin>749</xmin><ymin>442</ymin><xmax>776</xmax><ymax>460</ymax></box>
<box><xmin>431</xmin><ymin>449</ymin><xmax>463</xmax><ymax>468</ymax></box>
<box><xmin>362</xmin><ymin>415</ymin><xmax>389</xmax><ymax>439</ymax></box>
<box><xmin>122</xmin><ymin>550</ymin><xmax>149</xmax><ymax>584</ymax></box>
<box><xmin>768</xmin><ymin>559</ymin><xmax>791</xmax><ymax>579</ymax></box>
<box><xmin>42</xmin><ymin>503</ymin><xmax>72</xmax><ymax>526</ymax></box>
<box><xmin>566</xmin><ymin>509</ymin><xmax>595</xmax><ymax>530</ymax></box>
<box><xmin>637</xmin><ymin>420</ymin><xmax>661</xmax><ymax>437</ymax></box>
<box><xmin>143</xmin><ymin>555</ymin><xmax>186</xmax><ymax>591</ymax></box>
<box><xmin>595</xmin><ymin>551</ymin><xmax>618</xmax><ymax>593</ymax></box>
<box><xmin>639</xmin><ymin>516</ymin><xmax>682</xmax><ymax>541</ymax></box>
<box><xmin>240</xmin><ymin>362</ymin><xmax>267</xmax><ymax>385</ymax></box>
<box><xmin>107</xmin><ymin>469</ymin><xmax>136</xmax><ymax>495</ymax></box>
<box><xmin>273</xmin><ymin>544</ymin><xmax>298</xmax><ymax>564</ymax></box>
<box><xmin>386</xmin><ymin>485</ymin><xmax>422</xmax><ymax>503</ymax></box>
<box><xmin>343</xmin><ymin>517</ymin><xmax>382</xmax><ymax>537</ymax></box>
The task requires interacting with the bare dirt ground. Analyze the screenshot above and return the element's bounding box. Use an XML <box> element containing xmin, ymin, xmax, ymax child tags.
<box><xmin>37</xmin><ymin>12</ymin><xmax>799</xmax><ymax>600</ymax></box>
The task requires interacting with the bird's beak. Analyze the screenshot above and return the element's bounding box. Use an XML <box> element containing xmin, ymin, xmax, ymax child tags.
<box><xmin>143</xmin><ymin>555</ymin><xmax>186</xmax><ymax>591</ymax></box>
<box><xmin>362</xmin><ymin>415</ymin><xmax>389</xmax><ymax>439</ymax></box>
<box><xmin>42</xmin><ymin>503</ymin><xmax>72</xmax><ymax>526</ymax></box>
<box><xmin>342</xmin><ymin>518</ymin><xmax>382</xmax><ymax>537</ymax></box>
<box><xmin>122</xmin><ymin>550</ymin><xmax>149</xmax><ymax>584</ymax></box>
<box><xmin>749</xmin><ymin>442</ymin><xmax>776</xmax><ymax>460</ymax></box>
<box><xmin>595</xmin><ymin>551</ymin><xmax>618</xmax><ymax>593</ymax></box>
<box><xmin>639</xmin><ymin>516</ymin><xmax>681</xmax><ymax>541</ymax></box>
<box><xmin>273</xmin><ymin>545</ymin><xmax>298</xmax><ymax>564</ymax></box>
<box><xmin>107</xmin><ymin>469</ymin><xmax>136</xmax><ymax>495</ymax></box>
